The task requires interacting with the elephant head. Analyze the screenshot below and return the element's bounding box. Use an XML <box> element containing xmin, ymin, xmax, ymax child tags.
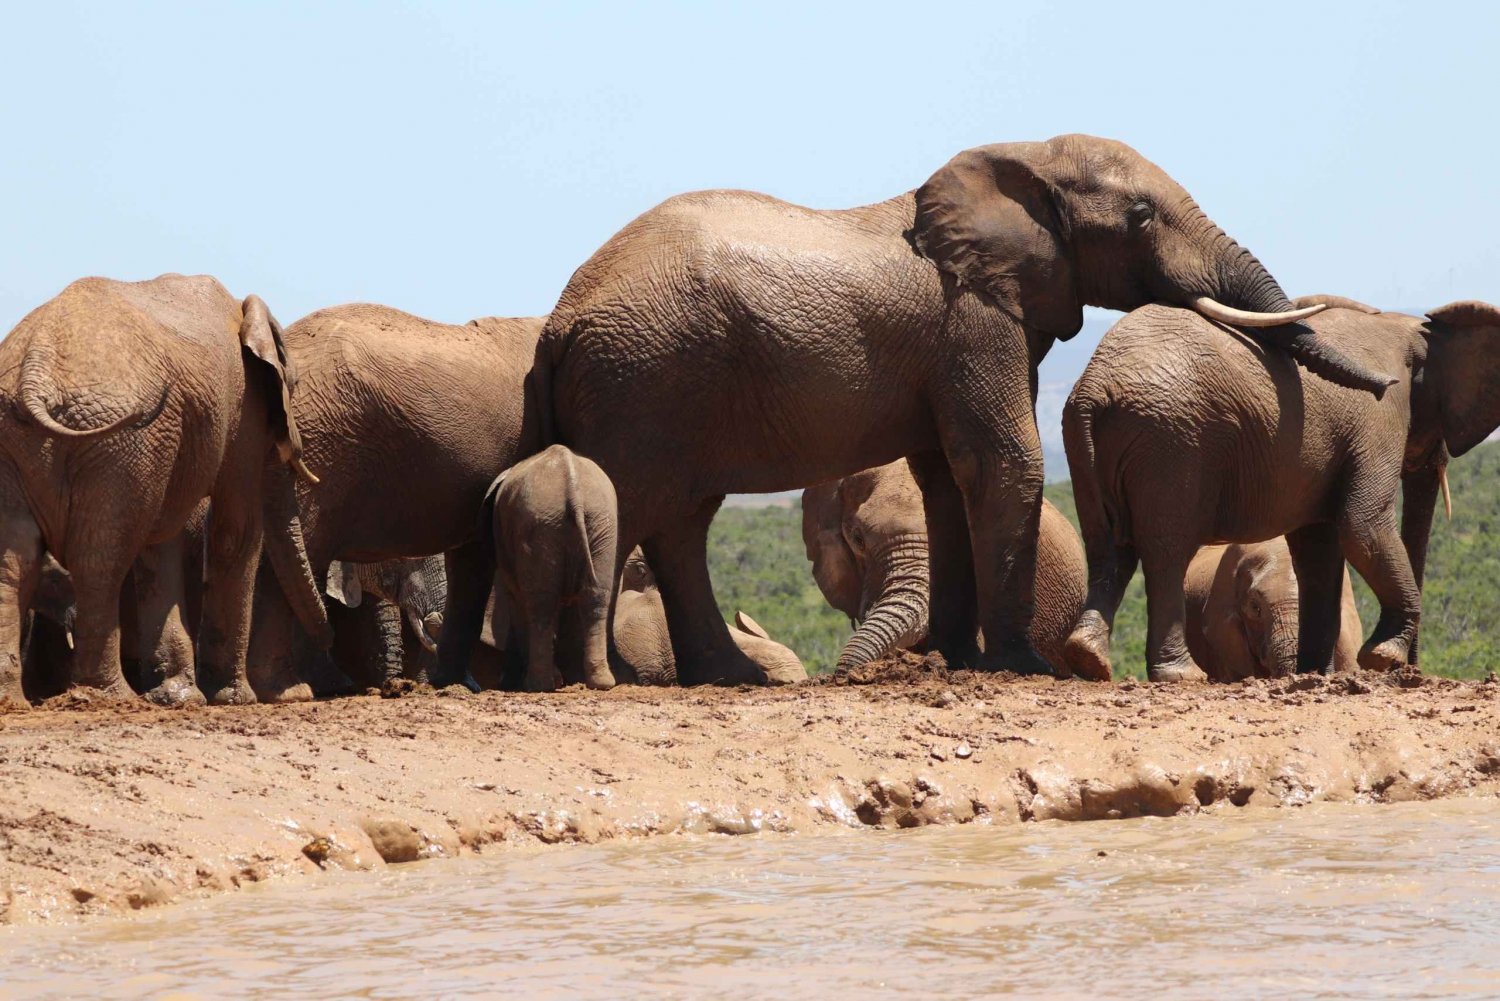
<box><xmin>1421</xmin><ymin>301</ymin><xmax>1500</xmax><ymax>459</ymax></box>
<box><xmin>911</xmin><ymin>134</ymin><xmax>1391</xmax><ymax>390</ymax></box>
<box><xmin>325</xmin><ymin>556</ymin><xmax>448</xmax><ymax>653</ymax></box>
<box><xmin>1202</xmin><ymin>543</ymin><xmax>1300</xmax><ymax>681</ymax></box>
<box><xmin>802</xmin><ymin>461</ymin><xmax>928</xmax><ymax>672</ymax></box>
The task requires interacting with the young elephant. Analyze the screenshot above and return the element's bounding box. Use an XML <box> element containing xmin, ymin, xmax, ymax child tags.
<box><xmin>0</xmin><ymin>275</ymin><xmax>328</xmax><ymax>707</ymax></box>
<box><xmin>482</xmin><ymin>445</ymin><xmax>617</xmax><ymax>692</ymax></box>
<box><xmin>802</xmin><ymin>460</ymin><xmax>1086</xmax><ymax>674</ymax></box>
<box><xmin>1063</xmin><ymin>299</ymin><xmax>1500</xmax><ymax>682</ymax></box>
<box><xmin>324</xmin><ymin>556</ymin><xmax>448</xmax><ymax>686</ymax></box>
<box><xmin>611</xmin><ymin>548</ymin><xmax>807</xmax><ymax>685</ymax></box>
<box><xmin>1184</xmin><ymin>540</ymin><xmax>1363</xmax><ymax>682</ymax></box>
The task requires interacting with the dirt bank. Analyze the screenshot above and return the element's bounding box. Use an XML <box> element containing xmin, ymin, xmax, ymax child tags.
<box><xmin>4</xmin><ymin>658</ymin><xmax>1500</xmax><ymax>926</ymax></box>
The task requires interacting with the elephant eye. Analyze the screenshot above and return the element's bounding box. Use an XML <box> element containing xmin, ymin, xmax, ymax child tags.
<box><xmin>845</xmin><ymin>526</ymin><xmax>865</xmax><ymax>552</ymax></box>
<box><xmin>1127</xmin><ymin>200</ymin><xmax>1154</xmax><ymax>230</ymax></box>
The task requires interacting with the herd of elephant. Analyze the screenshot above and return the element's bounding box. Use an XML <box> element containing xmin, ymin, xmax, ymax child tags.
<box><xmin>2</xmin><ymin>132</ymin><xmax>1496</xmax><ymax>709</ymax></box>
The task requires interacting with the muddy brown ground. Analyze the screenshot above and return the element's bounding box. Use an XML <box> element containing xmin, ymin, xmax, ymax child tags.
<box><xmin>3</xmin><ymin>656</ymin><xmax>1499</xmax><ymax>925</ymax></box>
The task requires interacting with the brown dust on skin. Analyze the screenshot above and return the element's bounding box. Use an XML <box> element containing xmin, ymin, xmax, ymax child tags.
<box><xmin>2</xmin><ymin>663</ymin><xmax>1499</xmax><ymax>926</ymax></box>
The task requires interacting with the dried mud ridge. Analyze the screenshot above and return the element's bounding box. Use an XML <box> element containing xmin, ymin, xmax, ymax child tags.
<box><xmin>3</xmin><ymin>654</ymin><xmax>1499</xmax><ymax>925</ymax></box>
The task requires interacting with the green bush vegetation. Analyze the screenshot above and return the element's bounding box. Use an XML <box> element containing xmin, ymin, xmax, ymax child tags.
<box><xmin>708</xmin><ymin>440</ymin><xmax>1500</xmax><ymax>679</ymax></box>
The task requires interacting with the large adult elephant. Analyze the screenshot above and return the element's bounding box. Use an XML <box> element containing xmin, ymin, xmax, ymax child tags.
<box><xmin>1062</xmin><ymin>298</ymin><xmax>1500</xmax><ymax>682</ymax></box>
<box><xmin>802</xmin><ymin>460</ymin><xmax>1085</xmax><ymax>674</ymax></box>
<box><xmin>246</xmin><ymin>305</ymin><xmax>543</xmax><ymax>701</ymax></box>
<box><xmin>0</xmin><ymin>275</ymin><xmax>328</xmax><ymax>707</ymax></box>
<box><xmin>531</xmin><ymin>134</ymin><xmax>1384</xmax><ymax>686</ymax></box>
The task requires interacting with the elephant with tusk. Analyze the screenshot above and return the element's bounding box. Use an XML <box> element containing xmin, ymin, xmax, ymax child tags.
<box><xmin>529</xmin><ymin>134</ymin><xmax>1383</xmax><ymax>691</ymax></box>
<box><xmin>1064</xmin><ymin>298</ymin><xmax>1500</xmax><ymax>683</ymax></box>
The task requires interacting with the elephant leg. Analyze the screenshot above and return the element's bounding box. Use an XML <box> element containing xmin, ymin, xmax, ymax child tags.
<box><xmin>643</xmin><ymin>496</ymin><xmax>761</xmax><ymax>686</ymax></box>
<box><xmin>432</xmin><ymin>541</ymin><xmax>486</xmax><ymax>692</ymax></box>
<box><xmin>934</xmin><ymin>406</ymin><xmax>1052</xmax><ymax>676</ymax></box>
<box><xmin>559</xmin><ymin>590</ymin><xmax>615</xmax><ymax>691</ymax></box>
<box><xmin>0</xmin><ymin>537</ymin><xmax>41</xmax><ymax>708</ymax></box>
<box><xmin>66</xmin><ymin>556</ymin><xmax>136</xmax><ymax>700</ymax></box>
<box><xmin>133</xmin><ymin>534</ymin><xmax>203</xmax><ymax>707</ymax></box>
<box><xmin>908</xmin><ymin>450</ymin><xmax>980</xmax><ymax>668</ymax></box>
<box><xmin>1062</xmin><ymin>458</ymin><xmax>1137</xmax><ymax>684</ymax></box>
<box><xmin>246</xmin><ymin>562</ymin><xmax>320</xmax><ymax>702</ymax></box>
<box><xmin>520</xmin><ymin>598</ymin><xmax>562</xmax><ymax>693</ymax></box>
<box><xmin>1140</xmin><ymin>541</ymin><xmax>1206</xmax><ymax>683</ymax></box>
<box><xmin>372</xmin><ymin>597</ymin><xmax>405</xmax><ymax>685</ymax></box>
<box><xmin>198</xmin><ymin>481</ymin><xmax>268</xmax><ymax>706</ymax></box>
<box><xmin>1338</xmin><ymin>508</ymin><xmax>1420</xmax><ymax>671</ymax></box>
<box><xmin>1286</xmin><ymin>523</ymin><xmax>1343</xmax><ymax>676</ymax></box>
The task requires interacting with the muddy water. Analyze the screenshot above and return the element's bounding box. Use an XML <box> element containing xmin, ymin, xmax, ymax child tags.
<box><xmin>5</xmin><ymin>799</ymin><xmax>1500</xmax><ymax>999</ymax></box>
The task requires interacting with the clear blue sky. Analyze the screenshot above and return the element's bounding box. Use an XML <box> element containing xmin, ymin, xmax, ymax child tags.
<box><xmin>3</xmin><ymin>1</ymin><xmax>1496</xmax><ymax>392</ymax></box>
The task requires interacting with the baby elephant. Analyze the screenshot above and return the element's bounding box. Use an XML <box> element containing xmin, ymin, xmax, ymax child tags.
<box><xmin>1185</xmin><ymin>540</ymin><xmax>1362</xmax><ymax>682</ymax></box>
<box><xmin>483</xmin><ymin>445</ymin><xmax>617</xmax><ymax>692</ymax></box>
<box><xmin>1064</xmin><ymin>299</ymin><xmax>1500</xmax><ymax>682</ymax></box>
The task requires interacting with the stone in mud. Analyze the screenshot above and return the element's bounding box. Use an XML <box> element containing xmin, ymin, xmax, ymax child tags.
<box><xmin>361</xmin><ymin>819</ymin><xmax>423</xmax><ymax>863</ymax></box>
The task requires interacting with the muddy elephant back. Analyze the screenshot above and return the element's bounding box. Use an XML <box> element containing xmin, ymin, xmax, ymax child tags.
<box><xmin>1032</xmin><ymin>500</ymin><xmax>1087</xmax><ymax>671</ymax></box>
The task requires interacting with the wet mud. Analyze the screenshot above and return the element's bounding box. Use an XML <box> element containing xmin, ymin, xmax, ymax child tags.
<box><xmin>3</xmin><ymin>662</ymin><xmax>1499</xmax><ymax>925</ymax></box>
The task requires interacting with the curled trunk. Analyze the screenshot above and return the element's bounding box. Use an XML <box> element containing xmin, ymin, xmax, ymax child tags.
<box><xmin>1200</xmin><ymin>231</ymin><xmax>1396</xmax><ymax>393</ymax></box>
<box><xmin>835</xmin><ymin>537</ymin><xmax>929</xmax><ymax>672</ymax></box>
<box><xmin>261</xmin><ymin>464</ymin><xmax>333</xmax><ymax>650</ymax></box>
<box><xmin>1258</xmin><ymin>600</ymin><xmax>1301</xmax><ymax>679</ymax></box>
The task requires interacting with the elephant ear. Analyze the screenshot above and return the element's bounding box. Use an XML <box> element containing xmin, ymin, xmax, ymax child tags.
<box><xmin>240</xmin><ymin>296</ymin><xmax>318</xmax><ymax>485</ymax></box>
<box><xmin>911</xmin><ymin>142</ymin><xmax>1081</xmax><ymax>341</ymax></box>
<box><xmin>324</xmin><ymin>560</ymin><xmax>363</xmax><ymax>608</ymax></box>
<box><xmin>1425</xmin><ymin>300</ymin><xmax>1500</xmax><ymax>457</ymax></box>
<box><xmin>802</xmin><ymin>482</ymin><xmax>861</xmax><ymax>619</ymax></box>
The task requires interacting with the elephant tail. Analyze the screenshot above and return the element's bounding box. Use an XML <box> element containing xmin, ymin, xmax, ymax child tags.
<box><xmin>565</xmin><ymin>452</ymin><xmax>599</xmax><ymax>590</ymax></box>
<box><xmin>527</xmin><ymin>325</ymin><xmax>562</xmax><ymax>451</ymax></box>
<box><xmin>15</xmin><ymin>339</ymin><xmax>169</xmax><ymax>438</ymax></box>
<box><xmin>1061</xmin><ymin>391</ymin><xmax>1127</xmax><ymax>548</ymax></box>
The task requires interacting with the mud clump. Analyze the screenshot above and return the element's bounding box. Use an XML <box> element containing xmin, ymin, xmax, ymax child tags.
<box><xmin>831</xmin><ymin>650</ymin><xmax>952</xmax><ymax>686</ymax></box>
<box><xmin>360</xmin><ymin>819</ymin><xmax>423</xmax><ymax>863</ymax></box>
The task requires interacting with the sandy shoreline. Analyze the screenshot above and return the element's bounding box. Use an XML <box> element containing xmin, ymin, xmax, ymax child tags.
<box><xmin>3</xmin><ymin>659</ymin><xmax>1499</xmax><ymax>926</ymax></box>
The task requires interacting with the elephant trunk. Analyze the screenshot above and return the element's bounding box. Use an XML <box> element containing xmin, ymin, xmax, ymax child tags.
<box><xmin>261</xmin><ymin>464</ymin><xmax>334</xmax><ymax>650</ymax></box>
<box><xmin>1399</xmin><ymin>463</ymin><xmax>1443</xmax><ymax>665</ymax></box>
<box><xmin>835</xmin><ymin>535</ymin><xmax>929</xmax><ymax>672</ymax></box>
<box><xmin>1257</xmin><ymin>599</ymin><xmax>1301</xmax><ymax>679</ymax></box>
<box><xmin>1196</xmin><ymin>232</ymin><xmax>1395</xmax><ymax>393</ymax></box>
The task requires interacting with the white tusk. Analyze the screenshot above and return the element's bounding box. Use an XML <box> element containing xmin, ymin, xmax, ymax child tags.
<box><xmin>1189</xmin><ymin>296</ymin><xmax>1326</xmax><ymax>328</ymax></box>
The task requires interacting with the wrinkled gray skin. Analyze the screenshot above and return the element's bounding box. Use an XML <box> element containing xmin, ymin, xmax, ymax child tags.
<box><xmin>1184</xmin><ymin>540</ymin><xmax>1363</xmax><ymax>682</ymax></box>
<box><xmin>532</xmin><ymin>134</ymin><xmax>1382</xmax><ymax>691</ymax></box>
<box><xmin>325</xmin><ymin>556</ymin><xmax>447</xmax><ymax>686</ymax></box>
<box><xmin>611</xmin><ymin>548</ymin><xmax>807</xmax><ymax>685</ymax></box>
<box><xmin>1064</xmin><ymin>299</ymin><xmax>1500</xmax><ymax>682</ymax></box>
<box><xmin>802</xmin><ymin>460</ymin><xmax>1085</xmax><ymax>674</ymax></box>
<box><xmin>0</xmin><ymin>275</ymin><xmax>328</xmax><ymax>708</ymax></box>
<box><xmin>482</xmin><ymin>445</ymin><xmax>618</xmax><ymax>692</ymax></box>
<box><xmin>246</xmin><ymin>305</ymin><xmax>543</xmax><ymax>701</ymax></box>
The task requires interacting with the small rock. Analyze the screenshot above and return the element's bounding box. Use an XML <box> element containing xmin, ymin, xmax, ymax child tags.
<box><xmin>1097</xmin><ymin>850</ymin><xmax>1107</xmax><ymax>857</ymax></box>
<box><xmin>301</xmin><ymin>837</ymin><xmax>332</xmax><ymax>867</ymax></box>
<box><xmin>1485</xmin><ymin>671</ymin><xmax>1497</xmax><ymax>685</ymax></box>
<box><xmin>361</xmin><ymin>818</ymin><xmax>423</xmax><ymax>863</ymax></box>
<box><xmin>929</xmin><ymin>745</ymin><xmax>946</xmax><ymax>762</ymax></box>
<box><xmin>932</xmin><ymin>690</ymin><xmax>959</xmax><ymax>709</ymax></box>
<box><xmin>70</xmin><ymin>887</ymin><xmax>96</xmax><ymax>904</ymax></box>
<box><xmin>954</xmin><ymin>743</ymin><xmax>973</xmax><ymax>760</ymax></box>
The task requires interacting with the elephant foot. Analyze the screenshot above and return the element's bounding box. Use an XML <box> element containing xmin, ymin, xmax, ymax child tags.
<box><xmin>70</xmin><ymin>675</ymin><xmax>139</xmax><ymax>703</ymax></box>
<box><xmin>0</xmin><ymin>679</ymin><xmax>29</xmax><ymax>711</ymax></box>
<box><xmin>1358</xmin><ymin>638</ymin><xmax>1410</xmax><ymax>673</ymax></box>
<box><xmin>977</xmin><ymin>640</ymin><xmax>1055</xmax><ymax>677</ymax></box>
<box><xmin>523</xmin><ymin>667</ymin><xmax>565</xmax><ymax>693</ymax></box>
<box><xmin>673</xmin><ymin>642</ymin><xmax>767</xmax><ymax>687</ymax></box>
<box><xmin>1148</xmin><ymin>659</ymin><xmax>1209</xmax><ymax>684</ymax></box>
<box><xmin>207</xmin><ymin>678</ymin><xmax>260</xmax><ymax>706</ymax></box>
<box><xmin>143</xmin><ymin>675</ymin><xmax>207</xmax><ymax>708</ymax></box>
<box><xmin>582</xmin><ymin>665</ymin><xmax>617</xmax><ymax>691</ymax></box>
<box><xmin>1063</xmin><ymin>612</ymin><xmax>1115</xmax><ymax>682</ymax></box>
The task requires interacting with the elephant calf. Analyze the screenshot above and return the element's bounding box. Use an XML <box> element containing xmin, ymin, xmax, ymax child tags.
<box><xmin>1063</xmin><ymin>299</ymin><xmax>1500</xmax><ymax>682</ymax></box>
<box><xmin>483</xmin><ymin>445</ymin><xmax>617</xmax><ymax>692</ymax></box>
<box><xmin>802</xmin><ymin>460</ymin><xmax>1087</xmax><ymax>675</ymax></box>
<box><xmin>325</xmin><ymin>556</ymin><xmax>448</xmax><ymax>688</ymax></box>
<box><xmin>612</xmin><ymin>548</ymin><xmax>807</xmax><ymax>685</ymax></box>
<box><xmin>1184</xmin><ymin>540</ymin><xmax>1362</xmax><ymax>682</ymax></box>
